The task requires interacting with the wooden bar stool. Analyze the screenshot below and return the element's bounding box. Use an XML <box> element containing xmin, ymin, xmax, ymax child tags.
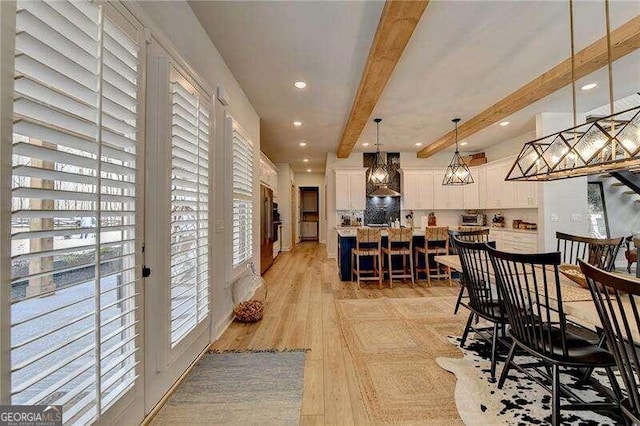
<box><xmin>351</xmin><ymin>228</ymin><xmax>383</xmax><ymax>289</ymax></box>
<box><xmin>383</xmin><ymin>228</ymin><xmax>414</xmax><ymax>288</ymax></box>
<box><xmin>415</xmin><ymin>226</ymin><xmax>451</xmax><ymax>287</ymax></box>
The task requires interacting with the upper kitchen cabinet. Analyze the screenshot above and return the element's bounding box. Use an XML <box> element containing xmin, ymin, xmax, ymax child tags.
<box><xmin>477</xmin><ymin>165</ymin><xmax>488</xmax><ymax>209</ymax></box>
<box><xmin>260</xmin><ymin>152</ymin><xmax>279</xmax><ymax>198</ymax></box>
<box><xmin>462</xmin><ymin>167</ymin><xmax>479</xmax><ymax>210</ymax></box>
<box><xmin>514</xmin><ymin>180</ymin><xmax>539</xmax><ymax>207</ymax></box>
<box><xmin>401</xmin><ymin>169</ymin><xmax>434</xmax><ymax>210</ymax></box>
<box><xmin>433</xmin><ymin>170</ymin><xmax>464</xmax><ymax>210</ymax></box>
<box><xmin>486</xmin><ymin>159</ymin><xmax>515</xmax><ymax>209</ymax></box>
<box><xmin>335</xmin><ymin>169</ymin><xmax>367</xmax><ymax>210</ymax></box>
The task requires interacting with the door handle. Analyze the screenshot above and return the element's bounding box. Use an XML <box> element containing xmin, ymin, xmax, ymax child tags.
<box><xmin>142</xmin><ymin>266</ymin><xmax>151</xmax><ymax>278</ymax></box>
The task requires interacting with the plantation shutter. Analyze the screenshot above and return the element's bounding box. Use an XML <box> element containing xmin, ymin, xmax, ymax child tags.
<box><xmin>169</xmin><ymin>73</ymin><xmax>210</xmax><ymax>347</ymax></box>
<box><xmin>232</xmin><ymin>129</ymin><xmax>254</xmax><ymax>268</ymax></box>
<box><xmin>10</xmin><ymin>0</ymin><xmax>141</xmax><ymax>423</ymax></box>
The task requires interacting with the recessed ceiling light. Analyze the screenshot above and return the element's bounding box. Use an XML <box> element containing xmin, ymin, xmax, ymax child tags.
<box><xmin>293</xmin><ymin>121</ymin><xmax>302</xmax><ymax>127</ymax></box>
<box><xmin>581</xmin><ymin>82</ymin><xmax>598</xmax><ymax>91</ymax></box>
<box><xmin>303</xmin><ymin>158</ymin><xmax>309</xmax><ymax>163</ymax></box>
<box><xmin>499</xmin><ymin>121</ymin><xmax>510</xmax><ymax>127</ymax></box>
<box><xmin>460</xmin><ymin>142</ymin><xmax>468</xmax><ymax>146</ymax></box>
<box><xmin>307</xmin><ymin>168</ymin><xmax>312</xmax><ymax>173</ymax></box>
<box><xmin>294</xmin><ymin>81</ymin><xmax>307</xmax><ymax>89</ymax></box>
<box><xmin>415</xmin><ymin>142</ymin><xmax>422</xmax><ymax>146</ymax></box>
<box><xmin>362</xmin><ymin>142</ymin><xmax>370</xmax><ymax>147</ymax></box>
<box><xmin>299</xmin><ymin>141</ymin><xmax>307</xmax><ymax>147</ymax></box>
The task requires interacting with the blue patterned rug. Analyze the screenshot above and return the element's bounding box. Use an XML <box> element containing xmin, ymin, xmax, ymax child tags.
<box><xmin>437</xmin><ymin>334</ymin><xmax>621</xmax><ymax>425</ymax></box>
<box><xmin>152</xmin><ymin>349</ymin><xmax>307</xmax><ymax>425</ymax></box>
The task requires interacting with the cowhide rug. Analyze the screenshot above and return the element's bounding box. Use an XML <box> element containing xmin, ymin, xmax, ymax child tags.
<box><xmin>437</xmin><ymin>334</ymin><xmax>622</xmax><ymax>425</ymax></box>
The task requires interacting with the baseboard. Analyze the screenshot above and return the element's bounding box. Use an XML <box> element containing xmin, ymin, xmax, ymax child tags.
<box><xmin>282</xmin><ymin>244</ymin><xmax>292</xmax><ymax>251</ymax></box>
<box><xmin>214</xmin><ymin>312</ymin><xmax>234</xmax><ymax>340</ymax></box>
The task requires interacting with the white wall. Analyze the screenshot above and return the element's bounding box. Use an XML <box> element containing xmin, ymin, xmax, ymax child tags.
<box><xmin>276</xmin><ymin>163</ymin><xmax>295</xmax><ymax>251</ymax></box>
<box><xmin>134</xmin><ymin>1</ymin><xmax>261</xmax><ymax>336</ymax></box>
<box><xmin>294</xmin><ymin>173</ymin><xmax>326</xmax><ymax>244</ymax></box>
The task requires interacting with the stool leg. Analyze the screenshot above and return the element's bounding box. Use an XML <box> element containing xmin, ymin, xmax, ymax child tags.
<box><xmin>351</xmin><ymin>252</ymin><xmax>354</xmax><ymax>283</ymax></box>
<box><xmin>409</xmin><ymin>251</ymin><xmax>415</xmax><ymax>287</ymax></box>
<box><xmin>388</xmin><ymin>252</ymin><xmax>393</xmax><ymax>288</ymax></box>
<box><xmin>426</xmin><ymin>252</ymin><xmax>432</xmax><ymax>287</ymax></box>
<box><xmin>356</xmin><ymin>254</ymin><xmax>361</xmax><ymax>289</ymax></box>
<box><xmin>447</xmin><ymin>266</ymin><xmax>452</xmax><ymax>287</ymax></box>
<box><xmin>378</xmin><ymin>253</ymin><xmax>383</xmax><ymax>289</ymax></box>
<box><xmin>402</xmin><ymin>254</ymin><xmax>406</xmax><ymax>283</ymax></box>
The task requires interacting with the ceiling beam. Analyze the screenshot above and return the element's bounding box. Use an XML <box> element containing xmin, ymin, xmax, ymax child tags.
<box><xmin>336</xmin><ymin>0</ymin><xmax>429</xmax><ymax>158</ymax></box>
<box><xmin>417</xmin><ymin>14</ymin><xmax>640</xmax><ymax>159</ymax></box>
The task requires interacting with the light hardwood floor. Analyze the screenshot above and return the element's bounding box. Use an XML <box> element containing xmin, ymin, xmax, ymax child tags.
<box><xmin>210</xmin><ymin>242</ymin><xmax>460</xmax><ymax>425</ymax></box>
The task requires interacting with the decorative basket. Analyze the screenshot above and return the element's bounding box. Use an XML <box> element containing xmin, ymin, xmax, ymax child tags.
<box><xmin>232</xmin><ymin>262</ymin><xmax>267</xmax><ymax>323</ymax></box>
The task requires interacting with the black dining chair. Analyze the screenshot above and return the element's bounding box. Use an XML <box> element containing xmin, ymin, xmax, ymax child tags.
<box><xmin>448</xmin><ymin>228</ymin><xmax>491</xmax><ymax>314</ymax></box>
<box><xmin>581</xmin><ymin>259</ymin><xmax>640</xmax><ymax>425</ymax></box>
<box><xmin>487</xmin><ymin>246</ymin><xmax>621</xmax><ymax>426</ymax></box>
<box><xmin>556</xmin><ymin>231</ymin><xmax>624</xmax><ymax>272</ymax></box>
<box><xmin>455</xmin><ymin>238</ymin><xmax>507</xmax><ymax>380</ymax></box>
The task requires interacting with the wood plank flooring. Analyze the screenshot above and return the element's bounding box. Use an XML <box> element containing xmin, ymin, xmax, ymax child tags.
<box><xmin>210</xmin><ymin>242</ymin><xmax>460</xmax><ymax>425</ymax></box>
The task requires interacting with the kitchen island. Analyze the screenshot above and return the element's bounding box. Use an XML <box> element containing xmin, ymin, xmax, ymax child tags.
<box><xmin>336</xmin><ymin>227</ymin><xmax>429</xmax><ymax>282</ymax></box>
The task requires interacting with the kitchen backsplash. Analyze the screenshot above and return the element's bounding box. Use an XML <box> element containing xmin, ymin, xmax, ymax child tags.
<box><xmin>364</xmin><ymin>152</ymin><xmax>400</xmax><ymax>225</ymax></box>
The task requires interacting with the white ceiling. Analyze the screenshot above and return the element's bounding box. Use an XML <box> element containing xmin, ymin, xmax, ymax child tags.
<box><xmin>190</xmin><ymin>0</ymin><xmax>640</xmax><ymax>171</ymax></box>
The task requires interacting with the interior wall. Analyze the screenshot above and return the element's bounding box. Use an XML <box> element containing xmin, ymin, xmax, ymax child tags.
<box><xmin>133</xmin><ymin>0</ymin><xmax>261</xmax><ymax>337</ymax></box>
<box><xmin>276</xmin><ymin>163</ymin><xmax>295</xmax><ymax>251</ymax></box>
<box><xmin>293</xmin><ymin>173</ymin><xmax>326</xmax><ymax>245</ymax></box>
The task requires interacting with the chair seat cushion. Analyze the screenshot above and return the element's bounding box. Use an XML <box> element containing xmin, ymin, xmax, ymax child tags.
<box><xmin>352</xmin><ymin>248</ymin><xmax>380</xmax><ymax>256</ymax></box>
<box><xmin>382</xmin><ymin>247</ymin><xmax>412</xmax><ymax>255</ymax></box>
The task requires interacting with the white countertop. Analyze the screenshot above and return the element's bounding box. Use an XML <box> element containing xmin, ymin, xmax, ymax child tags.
<box><xmin>336</xmin><ymin>225</ymin><xmax>538</xmax><ymax>237</ymax></box>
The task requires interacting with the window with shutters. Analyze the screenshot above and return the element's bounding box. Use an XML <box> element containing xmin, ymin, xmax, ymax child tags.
<box><xmin>169</xmin><ymin>72</ymin><xmax>210</xmax><ymax>347</ymax></box>
<box><xmin>10</xmin><ymin>1</ymin><xmax>141</xmax><ymax>422</ymax></box>
<box><xmin>232</xmin><ymin>127</ymin><xmax>254</xmax><ymax>269</ymax></box>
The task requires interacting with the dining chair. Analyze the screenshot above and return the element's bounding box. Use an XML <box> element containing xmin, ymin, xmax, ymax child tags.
<box><xmin>351</xmin><ymin>228</ymin><xmax>383</xmax><ymax>289</ymax></box>
<box><xmin>415</xmin><ymin>226</ymin><xmax>450</xmax><ymax>287</ymax></box>
<box><xmin>448</xmin><ymin>228</ymin><xmax>491</xmax><ymax>314</ymax></box>
<box><xmin>454</xmin><ymin>238</ymin><xmax>507</xmax><ymax>380</ymax></box>
<box><xmin>383</xmin><ymin>227</ymin><xmax>414</xmax><ymax>288</ymax></box>
<box><xmin>556</xmin><ymin>231</ymin><xmax>624</xmax><ymax>272</ymax></box>
<box><xmin>487</xmin><ymin>246</ymin><xmax>621</xmax><ymax>426</ymax></box>
<box><xmin>580</xmin><ymin>259</ymin><xmax>640</xmax><ymax>425</ymax></box>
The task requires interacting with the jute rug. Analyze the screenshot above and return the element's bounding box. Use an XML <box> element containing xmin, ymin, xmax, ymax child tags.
<box><xmin>437</xmin><ymin>334</ymin><xmax>620</xmax><ymax>425</ymax></box>
<box><xmin>151</xmin><ymin>349</ymin><xmax>306</xmax><ymax>425</ymax></box>
<box><xmin>336</xmin><ymin>296</ymin><xmax>467</xmax><ymax>424</ymax></box>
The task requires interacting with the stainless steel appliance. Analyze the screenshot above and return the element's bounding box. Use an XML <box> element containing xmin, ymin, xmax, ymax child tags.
<box><xmin>260</xmin><ymin>185</ymin><xmax>274</xmax><ymax>274</ymax></box>
<box><xmin>461</xmin><ymin>213</ymin><xmax>486</xmax><ymax>226</ymax></box>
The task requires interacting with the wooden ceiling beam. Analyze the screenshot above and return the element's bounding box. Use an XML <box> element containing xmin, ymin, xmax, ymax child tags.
<box><xmin>417</xmin><ymin>14</ymin><xmax>640</xmax><ymax>159</ymax></box>
<box><xmin>336</xmin><ymin>0</ymin><xmax>429</xmax><ymax>158</ymax></box>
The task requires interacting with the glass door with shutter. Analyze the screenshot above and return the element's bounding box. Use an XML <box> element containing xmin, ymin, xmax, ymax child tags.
<box><xmin>143</xmin><ymin>46</ymin><xmax>212</xmax><ymax>411</ymax></box>
<box><xmin>7</xmin><ymin>1</ymin><xmax>144</xmax><ymax>424</ymax></box>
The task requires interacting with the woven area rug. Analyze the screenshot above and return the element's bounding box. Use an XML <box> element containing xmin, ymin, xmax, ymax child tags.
<box><xmin>151</xmin><ymin>350</ymin><xmax>306</xmax><ymax>425</ymax></box>
<box><xmin>437</xmin><ymin>334</ymin><xmax>620</xmax><ymax>425</ymax></box>
<box><xmin>336</xmin><ymin>296</ymin><xmax>467</xmax><ymax>424</ymax></box>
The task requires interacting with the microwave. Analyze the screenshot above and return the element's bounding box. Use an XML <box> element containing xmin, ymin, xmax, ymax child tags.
<box><xmin>461</xmin><ymin>213</ymin><xmax>486</xmax><ymax>226</ymax></box>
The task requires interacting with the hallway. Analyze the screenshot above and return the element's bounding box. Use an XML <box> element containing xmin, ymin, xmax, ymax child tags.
<box><xmin>210</xmin><ymin>242</ymin><xmax>460</xmax><ymax>425</ymax></box>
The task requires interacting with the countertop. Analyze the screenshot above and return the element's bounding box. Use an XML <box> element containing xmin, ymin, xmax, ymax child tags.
<box><xmin>335</xmin><ymin>225</ymin><xmax>538</xmax><ymax>237</ymax></box>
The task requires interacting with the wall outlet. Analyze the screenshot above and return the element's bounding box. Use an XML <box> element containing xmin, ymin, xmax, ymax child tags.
<box><xmin>571</xmin><ymin>213</ymin><xmax>582</xmax><ymax>222</ymax></box>
<box><xmin>216</xmin><ymin>219</ymin><xmax>224</xmax><ymax>232</ymax></box>
<box><xmin>550</xmin><ymin>213</ymin><xmax>559</xmax><ymax>222</ymax></box>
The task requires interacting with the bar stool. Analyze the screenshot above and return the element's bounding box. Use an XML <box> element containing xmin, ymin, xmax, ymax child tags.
<box><xmin>351</xmin><ymin>228</ymin><xmax>383</xmax><ymax>289</ymax></box>
<box><xmin>383</xmin><ymin>228</ymin><xmax>414</xmax><ymax>288</ymax></box>
<box><xmin>415</xmin><ymin>226</ymin><xmax>451</xmax><ymax>287</ymax></box>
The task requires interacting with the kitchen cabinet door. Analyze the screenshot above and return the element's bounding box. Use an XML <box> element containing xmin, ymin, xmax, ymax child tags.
<box><xmin>335</xmin><ymin>170</ymin><xmax>351</xmax><ymax>210</ymax></box>
<box><xmin>418</xmin><ymin>171</ymin><xmax>435</xmax><ymax>210</ymax></box>
<box><xmin>477</xmin><ymin>166</ymin><xmax>487</xmax><ymax>209</ymax></box>
<box><xmin>486</xmin><ymin>165</ymin><xmax>502</xmax><ymax>208</ymax></box>
<box><xmin>349</xmin><ymin>170</ymin><xmax>366</xmax><ymax>210</ymax></box>
<box><xmin>433</xmin><ymin>170</ymin><xmax>463</xmax><ymax>209</ymax></box>
<box><xmin>402</xmin><ymin>171</ymin><xmax>419</xmax><ymax>210</ymax></box>
<box><xmin>463</xmin><ymin>169</ymin><xmax>479</xmax><ymax>210</ymax></box>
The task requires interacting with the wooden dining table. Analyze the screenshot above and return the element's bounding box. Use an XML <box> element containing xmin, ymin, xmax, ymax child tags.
<box><xmin>434</xmin><ymin>254</ymin><xmax>640</xmax><ymax>339</ymax></box>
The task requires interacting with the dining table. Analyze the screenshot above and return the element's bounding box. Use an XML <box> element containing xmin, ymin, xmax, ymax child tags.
<box><xmin>434</xmin><ymin>254</ymin><xmax>640</xmax><ymax>340</ymax></box>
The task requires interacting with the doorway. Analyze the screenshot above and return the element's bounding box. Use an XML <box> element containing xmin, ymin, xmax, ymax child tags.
<box><xmin>299</xmin><ymin>187</ymin><xmax>319</xmax><ymax>242</ymax></box>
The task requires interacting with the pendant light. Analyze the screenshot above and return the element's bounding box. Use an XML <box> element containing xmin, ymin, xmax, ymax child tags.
<box><xmin>369</xmin><ymin>118</ymin><xmax>390</xmax><ymax>185</ymax></box>
<box><xmin>443</xmin><ymin>118</ymin><xmax>474</xmax><ymax>185</ymax></box>
<box><xmin>368</xmin><ymin>118</ymin><xmax>401</xmax><ymax>197</ymax></box>
<box><xmin>506</xmin><ymin>0</ymin><xmax>640</xmax><ymax>182</ymax></box>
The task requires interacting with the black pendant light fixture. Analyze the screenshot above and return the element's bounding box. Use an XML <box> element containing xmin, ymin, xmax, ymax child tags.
<box><xmin>443</xmin><ymin>118</ymin><xmax>474</xmax><ymax>185</ymax></box>
<box><xmin>368</xmin><ymin>118</ymin><xmax>401</xmax><ymax>197</ymax></box>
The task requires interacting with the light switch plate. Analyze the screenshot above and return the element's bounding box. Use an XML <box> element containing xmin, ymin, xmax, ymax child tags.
<box><xmin>550</xmin><ymin>213</ymin><xmax>559</xmax><ymax>222</ymax></box>
<box><xmin>571</xmin><ymin>213</ymin><xmax>582</xmax><ymax>222</ymax></box>
<box><xmin>216</xmin><ymin>219</ymin><xmax>224</xmax><ymax>231</ymax></box>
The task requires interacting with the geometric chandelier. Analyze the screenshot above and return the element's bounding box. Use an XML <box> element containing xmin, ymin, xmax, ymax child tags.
<box><xmin>506</xmin><ymin>106</ymin><xmax>640</xmax><ymax>181</ymax></box>
<box><xmin>443</xmin><ymin>118</ymin><xmax>474</xmax><ymax>185</ymax></box>
<box><xmin>369</xmin><ymin>118</ymin><xmax>391</xmax><ymax>185</ymax></box>
<box><xmin>507</xmin><ymin>0</ymin><xmax>640</xmax><ymax>181</ymax></box>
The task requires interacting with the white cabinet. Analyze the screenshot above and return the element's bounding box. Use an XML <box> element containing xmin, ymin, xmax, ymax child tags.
<box><xmin>434</xmin><ymin>170</ymin><xmax>464</xmax><ymax>210</ymax></box>
<box><xmin>486</xmin><ymin>160</ymin><xmax>515</xmax><ymax>209</ymax></box>
<box><xmin>515</xmin><ymin>181</ymin><xmax>539</xmax><ymax>207</ymax></box>
<box><xmin>402</xmin><ymin>170</ymin><xmax>434</xmax><ymax>210</ymax></box>
<box><xmin>260</xmin><ymin>153</ymin><xmax>279</xmax><ymax>198</ymax></box>
<box><xmin>490</xmin><ymin>229</ymin><xmax>538</xmax><ymax>253</ymax></box>
<box><xmin>477</xmin><ymin>166</ymin><xmax>487</xmax><ymax>209</ymax></box>
<box><xmin>463</xmin><ymin>167</ymin><xmax>479</xmax><ymax>209</ymax></box>
<box><xmin>335</xmin><ymin>169</ymin><xmax>366</xmax><ymax>210</ymax></box>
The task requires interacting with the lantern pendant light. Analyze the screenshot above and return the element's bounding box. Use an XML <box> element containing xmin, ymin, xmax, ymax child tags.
<box><xmin>443</xmin><ymin>118</ymin><xmax>474</xmax><ymax>185</ymax></box>
<box><xmin>369</xmin><ymin>118</ymin><xmax>390</xmax><ymax>185</ymax></box>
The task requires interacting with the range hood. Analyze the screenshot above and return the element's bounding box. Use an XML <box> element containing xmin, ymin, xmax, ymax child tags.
<box><xmin>368</xmin><ymin>184</ymin><xmax>401</xmax><ymax>197</ymax></box>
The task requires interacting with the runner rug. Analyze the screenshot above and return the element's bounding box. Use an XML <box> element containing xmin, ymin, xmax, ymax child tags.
<box><xmin>336</xmin><ymin>296</ymin><xmax>467</xmax><ymax>424</ymax></box>
<box><xmin>151</xmin><ymin>350</ymin><xmax>306</xmax><ymax>425</ymax></box>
